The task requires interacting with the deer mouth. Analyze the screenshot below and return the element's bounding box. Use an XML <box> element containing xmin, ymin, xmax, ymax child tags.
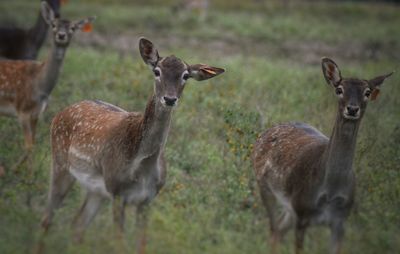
<box><xmin>343</xmin><ymin>112</ymin><xmax>360</xmax><ymax>120</ymax></box>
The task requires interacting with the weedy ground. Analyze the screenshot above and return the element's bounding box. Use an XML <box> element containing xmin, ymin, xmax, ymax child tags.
<box><xmin>0</xmin><ymin>1</ymin><xmax>399</xmax><ymax>253</ymax></box>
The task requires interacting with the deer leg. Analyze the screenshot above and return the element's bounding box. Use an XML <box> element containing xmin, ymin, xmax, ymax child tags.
<box><xmin>20</xmin><ymin>116</ymin><xmax>35</xmax><ymax>151</ymax></box>
<box><xmin>72</xmin><ymin>192</ymin><xmax>104</xmax><ymax>243</ymax></box>
<box><xmin>36</xmin><ymin>164</ymin><xmax>74</xmax><ymax>254</ymax></box>
<box><xmin>330</xmin><ymin>221</ymin><xmax>344</xmax><ymax>254</ymax></box>
<box><xmin>259</xmin><ymin>182</ymin><xmax>280</xmax><ymax>253</ymax></box>
<box><xmin>294</xmin><ymin>222</ymin><xmax>307</xmax><ymax>254</ymax></box>
<box><xmin>41</xmin><ymin>164</ymin><xmax>75</xmax><ymax>231</ymax></box>
<box><xmin>135</xmin><ymin>204</ymin><xmax>149</xmax><ymax>254</ymax></box>
<box><xmin>112</xmin><ymin>196</ymin><xmax>126</xmax><ymax>237</ymax></box>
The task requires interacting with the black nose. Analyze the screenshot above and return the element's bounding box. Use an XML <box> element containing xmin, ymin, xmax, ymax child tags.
<box><xmin>346</xmin><ymin>105</ymin><xmax>359</xmax><ymax>116</ymax></box>
<box><xmin>163</xmin><ymin>96</ymin><xmax>177</xmax><ymax>106</ymax></box>
<box><xmin>58</xmin><ymin>33</ymin><xmax>66</xmax><ymax>40</ymax></box>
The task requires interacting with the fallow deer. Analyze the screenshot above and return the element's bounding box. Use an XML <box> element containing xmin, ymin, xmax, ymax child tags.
<box><xmin>252</xmin><ymin>58</ymin><xmax>393</xmax><ymax>254</ymax></box>
<box><xmin>0</xmin><ymin>2</ymin><xmax>95</xmax><ymax>154</ymax></box>
<box><xmin>39</xmin><ymin>38</ymin><xmax>224</xmax><ymax>253</ymax></box>
<box><xmin>0</xmin><ymin>0</ymin><xmax>62</xmax><ymax>60</ymax></box>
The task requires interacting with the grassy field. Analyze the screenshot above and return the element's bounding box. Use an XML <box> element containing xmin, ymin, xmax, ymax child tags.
<box><xmin>0</xmin><ymin>0</ymin><xmax>399</xmax><ymax>253</ymax></box>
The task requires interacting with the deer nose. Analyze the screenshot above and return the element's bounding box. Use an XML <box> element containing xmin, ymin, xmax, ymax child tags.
<box><xmin>163</xmin><ymin>96</ymin><xmax>177</xmax><ymax>106</ymax></box>
<box><xmin>57</xmin><ymin>33</ymin><xmax>66</xmax><ymax>40</ymax></box>
<box><xmin>346</xmin><ymin>105</ymin><xmax>359</xmax><ymax>116</ymax></box>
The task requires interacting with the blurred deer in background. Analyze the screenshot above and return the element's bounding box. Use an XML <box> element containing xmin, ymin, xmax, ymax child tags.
<box><xmin>0</xmin><ymin>0</ymin><xmax>64</xmax><ymax>60</ymax></box>
<box><xmin>0</xmin><ymin>2</ymin><xmax>95</xmax><ymax>168</ymax></box>
<box><xmin>172</xmin><ymin>0</ymin><xmax>209</xmax><ymax>21</ymax></box>
<box><xmin>38</xmin><ymin>38</ymin><xmax>224</xmax><ymax>253</ymax></box>
<box><xmin>252</xmin><ymin>58</ymin><xmax>392</xmax><ymax>254</ymax></box>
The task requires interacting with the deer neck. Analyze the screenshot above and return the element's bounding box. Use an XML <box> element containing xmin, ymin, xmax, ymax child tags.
<box><xmin>135</xmin><ymin>94</ymin><xmax>173</xmax><ymax>160</ymax></box>
<box><xmin>36</xmin><ymin>42</ymin><xmax>67</xmax><ymax>100</ymax></box>
<box><xmin>322</xmin><ymin>111</ymin><xmax>361</xmax><ymax>197</ymax></box>
<box><xmin>27</xmin><ymin>13</ymin><xmax>49</xmax><ymax>59</ymax></box>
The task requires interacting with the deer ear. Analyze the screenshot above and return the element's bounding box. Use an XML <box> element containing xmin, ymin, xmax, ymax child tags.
<box><xmin>368</xmin><ymin>72</ymin><xmax>394</xmax><ymax>101</ymax></box>
<box><xmin>72</xmin><ymin>16</ymin><xmax>96</xmax><ymax>32</ymax></box>
<box><xmin>139</xmin><ymin>38</ymin><xmax>160</xmax><ymax>68</ymax></box>
<box><xmin>189</xmin><ymin>64</ymin><xmax>225</xmax><ymax>81</ymax></box>
<box><xmin>322</xmin><ymin>57</ymin><xmax>342</xmax><ymax>87</ymax></box>
<box><xmin>41</xmin><ymin>1</ymin><xmax>56</xmax><ymax>25</ymax></box>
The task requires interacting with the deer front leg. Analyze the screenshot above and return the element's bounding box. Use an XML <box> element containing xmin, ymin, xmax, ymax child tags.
<box><xmin>112</xmin><ymin>196</ymin><xmax>126</xmax><ymax>237</ymax></box>
<box><xmin>330</xmin><ymin>221</ymin><xmax>344</xmax><ymax>254</ymax></box>
<box><xmin>136</xmin><ymin>204</ymin><xmax>149</xmax><ymax>254</ymax></box>
<box><xmin>295</xmin><ymin>222</ymin><xmax>307</xmax><ymax>254</ymax></box>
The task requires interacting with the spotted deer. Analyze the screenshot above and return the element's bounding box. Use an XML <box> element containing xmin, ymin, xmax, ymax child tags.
<box><xmin>252</xmin><ymin>58</ymin><xmax>393</xmax><ymax>254</ymax></box>
<box><xmin>0</xmin><ymin>2</ymin><xmax>95</xmax><ymax>153</ymax></box>
<box><xmin>39</xmin><ymin>38</ymin><xmax>224</xmax><ymax>253</ymax></box>
<box><xmin>0</xmin><ymin>0</ymin><xmax>62</xmax><ymax>60</ymax></box>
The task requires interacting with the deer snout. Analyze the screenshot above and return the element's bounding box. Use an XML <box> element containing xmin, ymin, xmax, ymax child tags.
<box><xmin>163</xmin><ymin>96</ymin><xmax>178</xmax><ymax>106</ymax></box>
<box><xmin>56</xmin><ymin>32</ymin><xmax>68</xmax><ymax>42</ymax></box>
<box><xmin>346</xmin><ymin>105</ymin><xmax>360</xmax><ymax>116</ymax></box>
<box><xmin>344</xmin><ymin>105</ymin><xmax>360</xmax><ymax>119</ymax></box>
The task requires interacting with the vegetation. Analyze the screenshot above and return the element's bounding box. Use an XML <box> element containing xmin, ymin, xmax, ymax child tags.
<box><xmin>0</xmin><ymin>0</ymin><xmax>399</xmax><ymax>253</ymax></box>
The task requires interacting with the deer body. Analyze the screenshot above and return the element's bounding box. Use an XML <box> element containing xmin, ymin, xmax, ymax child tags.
<box><xmin>0</xmin><ymin>2</ymin><xmax>94</xmax><ymax>150</ymax></box>
<box><xmin>252</xmin><ymin>58</ymin><xmax>392</xmax><ymax>254</ymax></box>
<box><xmin>52</xmin><ymin>97</ymin><xmax>168</xmax><ymax>204</ymax></box>
<box><xmin>40</xmin><ymin>38</ymin><xmax>224</xmax><ymax>253</ymax></box>
<box><xmin>0</xmin><ymin>0</ymin><xmax>61</xmax><ymax>60</ymax></box>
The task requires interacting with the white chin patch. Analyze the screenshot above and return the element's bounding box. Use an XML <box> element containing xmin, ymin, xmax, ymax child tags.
<box><xmin>343</xmin><ymin>113</ymin><xmax>360</xmax><ymax>120</ymax></box>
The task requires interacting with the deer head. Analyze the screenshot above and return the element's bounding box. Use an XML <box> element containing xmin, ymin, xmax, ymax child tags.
<box><xmin>41</xmin><ymin>1</ymin><xmax>95</xmax><ymax>49</ymax></box>
<box><xmin>139</xmin><ymin>38</ymin><xmax>224</xmax><ymax>107</ymax></box>
<box><xmin>322</xmin><ymin>57</ymin><xmax>393</xmax><ymax>120</ymax></box>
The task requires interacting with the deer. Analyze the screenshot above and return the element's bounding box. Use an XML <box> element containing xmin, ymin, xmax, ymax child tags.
<box><xmin>172</xmin><ymin>0</ymin><xmax>209</xmax><ymax>21</ymax></box>
<box><xmin>38</xmin><ymin>38</ymin><xmax>224</xmax><ymax>253</ymax></box>
<box><xmin>0</xmin><ymin>0</ymin><xmax>63</xmax><ymax>60</ymax></box>
<box><xmin>0</xmin><ymin>2</ymin><xmax>95</xmax><ymax>161</ymax></box>
<box><xmin>252</xmin><ymin>58</ymin><xmax>393</xmax><ymax>254</ymax></box>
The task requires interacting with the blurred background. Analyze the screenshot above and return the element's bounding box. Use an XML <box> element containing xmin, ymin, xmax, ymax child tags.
<box><xmin>0</xmin><ymin>0</ymin><xmax>399</xmax><ymax>253</ymax></box>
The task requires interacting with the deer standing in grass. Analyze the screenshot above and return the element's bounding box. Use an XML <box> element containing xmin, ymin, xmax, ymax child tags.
<box><xmin>0</xmin><ymin>0</ymin><xmax>62</xmax><ymax>60</ymax></box>
<box><xmin>252</xmin><ymin>58</ymin><xmax>392</xmax><ymax>254</ymax></box>
<box><xmin>0</xmin><ymin>2</ymin><xmax>94</xmax><ymax>155</ymax></box>
<box><xmin>39</xmin><ymin>38</ymin><xmax>224</xmax><ymax>253</ymax></box>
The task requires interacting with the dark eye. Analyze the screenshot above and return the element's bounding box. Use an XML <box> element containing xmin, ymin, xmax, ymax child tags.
<box><xmin>153</xmin><ymin>69</ymin><xmax>160</xmax><ymax>77</ymax></box>
<box><xmin>365</xmin><ymin>89</ymin><xmax>371</xmax><ymax>98</ymax></box>
<box><xmin>335</xmin><ymin>87</ymin><xmax>343</xmax><ymax>96</ymax></box>
<box><xmin>182</xmin><ymin>73</ymin><xmax>189</xmax><ymax>80</ymax></box>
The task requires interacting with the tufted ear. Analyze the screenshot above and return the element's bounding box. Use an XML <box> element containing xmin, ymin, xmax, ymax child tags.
<box><xmin>322</xmin><ymin>57</ymin><xmax>342</xmax><ymax>87</ymax></box>
<box><xmin>41</xmin><ymin>1</ymin><xmax>56</xmax><ymax>25</ymax></box>
<box><xmin>189</xmin><ymin>64</ymin><xmax>225</xmax><ymax>81</ymax></box>
<box><xmin>368</xmin><ymin>72</ymin><xmax>394</xmax><ymax>101</ymax></box>
<box><xmin>139</xmin><ymin>37</ymin><xmax>160</xmax><ymax>68</ymax></box>
<box><xmin>72</xmin><ymin>16</ymin><xmax>96</xmax><ymax>32</ymax></box>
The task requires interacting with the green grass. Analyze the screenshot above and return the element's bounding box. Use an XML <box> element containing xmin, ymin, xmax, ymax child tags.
<box><xmin>0</xmin><ymin>1</ymin><xmax>399</xmax><ymax>254</ymax></box>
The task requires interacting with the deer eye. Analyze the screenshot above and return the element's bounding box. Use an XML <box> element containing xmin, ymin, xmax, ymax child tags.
<box><xmin>335</xmin><ymin>87</ymin><xmax>344</xmax><ymax>97</ymax></box>
<box><xmin>153</xmin><ymin>68</ymin><xmax>161</xmax><ymax>77</ymax></box>
<box><xmin>182</xmin><ymin>72</ymin><xmax>189</xmax><ymax>81</ymax></box>
<box><xmin>364</xmin><ymin>89</ymin><xmax>371</xmax><ymax>98</ymax></box>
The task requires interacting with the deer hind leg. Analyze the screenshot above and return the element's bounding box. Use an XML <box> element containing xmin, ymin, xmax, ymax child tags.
<box><xmin>36</xmin><ymin>161</ymin><xmax>74</xmax><ymax>254</ymax></box>
<box><xmin>113</xmin><ymin>196</ymin><xmax>126</xmax><ymax>237</ymax></box>
<box><xmin>135</xmin><ymin>204</ymin><xmax>149</xmax><ymax>254</ymax></box>
<box><xmin>20</xmin><ymin>115</ymin><xmax>38</xmax><ymax>150</ymax></box>
<box><xmin>258</xmin><ymin>181</ymin><xmax>280</xmax><ymax>252</ymax></box>
<box><xmin>41</xmin><ymin>161</ymin><xmax>75</xmax><ymax>231</ymax></box>
<box><xmin>72</xmin><ymin>192</ymin><xmax>104</xmax><ymax>243</ymax></box>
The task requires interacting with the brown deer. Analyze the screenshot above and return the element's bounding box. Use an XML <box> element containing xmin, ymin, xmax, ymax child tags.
<box><xmin>0</xmin><ymin>0</ymin><xmax>63</xmax><ymax>60</ymax></box>
<box><xmin>0</xmin><ymin>2</ymin><xmax>94</xmax><ymax>154</ymax></box>
<box><xmin>252</xmin><ymin>58</ymin><xmax>393</xmax><ymax>254</ymax></box>
<box><xmin>39</xmin><ymin>38</ymin><xmax>224</xmax><ymax>253</ymax></box>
